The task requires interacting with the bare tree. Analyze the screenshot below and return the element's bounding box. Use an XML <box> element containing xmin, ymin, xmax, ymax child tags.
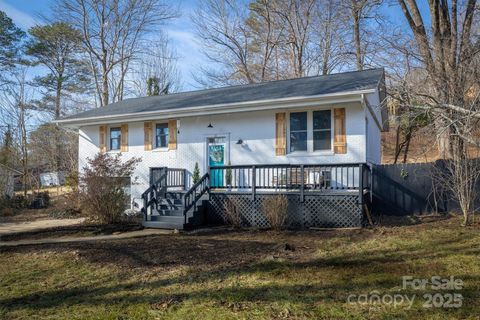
<box><xmin>193</xmin><ymin>0</ymin><xmax>255</xmax><ymax>86</ymax></box>
<box><xmin>0</xmin><ymin>69</ymin><xmax>35</xmax><ymax>196</ymax></box>
<box><xmin>311</xmin><ymin>0</ymin><xmax>350</xmax><ymax>75</ymax></box>
<box><xmin>397</xmin><ymin>0</ymin><xmax>479</xmax><ymax>157</ymax></box>
<box><xmin>273</xmin><ymin>0</ymin><xmax>317</xmax><ymax>77</ymax></box>
<box><xmin>56</xmin><ymin>0</ymin><xmax>177</xmax><ymax>106</ymax></box>
<box><xmin>130</xmin><ymin>33</ymin><xmax>181</xmax><ymax>96</ymax></box>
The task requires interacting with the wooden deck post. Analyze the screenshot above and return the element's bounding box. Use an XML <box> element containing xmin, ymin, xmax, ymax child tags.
<box><xmin>251</xmin><ymin>165</ymin><xmax>256</xmax><ymax>200</ymax></box>
<box><xmin>359</xmin><ymin>163</ymin><xmax>364</xmax><ymax>206</ymax></box>
<box><xmin>300</xmin><ymin>165</ymin><xmax>304</xmax><ymax>202</ymax></box>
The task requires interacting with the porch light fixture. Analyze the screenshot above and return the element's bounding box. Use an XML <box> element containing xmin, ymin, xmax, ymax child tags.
<box><xmin>236</xmin><ymin>139</ymin><xmax>243</xmax><ymax>145</ymax></box>
<box><xmin>207</xmin><ymin>122</ymin><xmax>213</xmax><ymax>128</ymax></box>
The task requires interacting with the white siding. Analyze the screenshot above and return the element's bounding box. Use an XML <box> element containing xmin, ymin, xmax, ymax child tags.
<box><xmin>365</xmin><ymin>92</ymin><xmax>382</xmax><ymax>164</ymax></box>
<box><xmin>78</xmin><ymin>103</ymin><xmax>367</xmax><ymax>204</ymax></box>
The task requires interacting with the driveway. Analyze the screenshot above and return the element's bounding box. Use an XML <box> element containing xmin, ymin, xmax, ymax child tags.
<box><xmin>0</xmin><ymin>218</ymin><xmax>86</xmax><ymax>236</ymax></box>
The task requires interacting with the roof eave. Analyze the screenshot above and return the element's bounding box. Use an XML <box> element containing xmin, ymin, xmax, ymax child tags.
<box><xmin>56</xmin><ymin>89</ymin><xmax>376</xmax><ymax>128</ymax></box>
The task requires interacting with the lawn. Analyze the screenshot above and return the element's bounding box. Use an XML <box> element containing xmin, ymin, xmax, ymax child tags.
<box><xmin>0</xmin><ymin>216</ymin><xmax>479</xmax><ymax>319</ymax></box>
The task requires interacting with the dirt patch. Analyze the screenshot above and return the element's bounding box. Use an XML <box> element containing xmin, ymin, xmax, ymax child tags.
<box><xmin>0</xmin><ymin>208</ymin><xmax>52</xmax><ymax>223</ymax></box>
<box><xmin>1</xmin><ymin>223</ymin><xmax>143</xmax><ymax>241</ymax></box>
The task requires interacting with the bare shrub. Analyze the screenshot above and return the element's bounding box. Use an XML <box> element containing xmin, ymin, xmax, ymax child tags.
<box><xmin>79</xmin><ymin>153</ymin><xmax>141</xmax><ymax>224</ymax></box>
<box><xmin>262</xmin><ymin>195</ymin><xmax>288</xmax><ymax>230</ymax></box>
<box><xmin>224</xmin><ymin>197</ymin><xmax>242</xmax><ymax>228</ymax></box>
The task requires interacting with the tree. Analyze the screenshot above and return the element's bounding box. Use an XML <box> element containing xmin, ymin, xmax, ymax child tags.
<box><xmin>57</xmin><ymin>0</ymin><xmax>177</xmax><ymax>106</ymax></box>
<box><xmin>0</xmin><ymin>68</ymin><xmax>34</xmax><ymax>196</ymax></box>
<box><xmin>193</xmin><ymin>0</ymin><xmax>255</xmax><ymax>86</ymax></box>
<box><xmin>79</xmin><ymin>153</ymin><xmax>141</xmax><ymax>224</ymax></box>
<box><xmin>192</xmin><ymin>162</ymin><xmax>200</xmax><ymax>184</ymax></box>
<box><xmin>312</xmin><ymin>0</ymin><xmax>350</xmax><ymax>75</ymax></box>
<box><xmin>193</xmin><ymin>0</ymin><xmax>319</xmax><ymax>86</ymax></box>
<box><xmin>0</xmin><ymin>11</ymin><xmax>26</xmax><ymax>81</ymax></box>
<box><xmin>26</xmin><ymin>22</ymin><xmax>89</xmax><ymax>120</ymax></box>
<box><xmin>273</xmin><ymin>0</ymin><xmax>317</xmax><ymax>77</ymax></box>
<box><xmin>0</xmin><ymin>125</ymin><xmax>14</xmax><ymax>167</ymax></box>
<box><xmin>397</xmin><ymin>0</ymin><xmax>479</xmax><ymax>157</ymax></box>
<box><xmin>131</xmin><ymin>34</ymin><xmax>181</xmax><ymax>97</ymax></box>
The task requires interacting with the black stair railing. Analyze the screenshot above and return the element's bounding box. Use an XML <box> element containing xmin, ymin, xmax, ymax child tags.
<box><xmin>183</xmin><ymin>173</ymin><xmax>210</xmax><ymax>225</ymax></box>
<box><xmin>141</xmin><ymin>171</ymin><xmax>167</xmax><ymax>220</ymax></box>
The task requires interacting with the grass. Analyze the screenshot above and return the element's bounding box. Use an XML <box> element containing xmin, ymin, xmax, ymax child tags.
<box><xmin>0</xmin><ymin>215</ymin><xmax>479</xmax><ymax>319</ymax></box>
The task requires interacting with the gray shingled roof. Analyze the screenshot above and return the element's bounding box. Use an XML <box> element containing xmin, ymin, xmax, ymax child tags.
<box><xmin>62</xmin><ymin>68</ymin><xmax>384</xmax><ymax>121</ymax></box>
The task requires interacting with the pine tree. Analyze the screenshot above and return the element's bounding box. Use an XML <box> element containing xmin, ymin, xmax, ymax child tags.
<box><xmin>192</xmin><ymin>162</ymin><xmax>200</xmax><ymax>184</ymax></box>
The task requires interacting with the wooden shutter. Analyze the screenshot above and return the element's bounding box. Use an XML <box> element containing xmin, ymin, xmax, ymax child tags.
<box><xmin>120</xmin><ymin>124</ymin><xmax>128</xmax><ymax>152</ymax></box>
<box><xmin>168</xmin><ymin>120</ymin><xmax>177</xmax><ymax>150</ymax></box>
<box><xmin>275</xmin><ymin>113</ymin><xmax>286</xmax><ymax>155</ymax></box>
<box><xmin>99</xmin><ymin>125</ymin><xmax>107</xmax><ymax>153</ymax></box>
<box><xmin>144</xmin><ymin>122</ymin><xmax>153</xmax><ymax>151</ymax></box>
<box><xmin>333</xmin><ymin>108</ymin><xmax>346</xmax><ymax>154</ymax></box>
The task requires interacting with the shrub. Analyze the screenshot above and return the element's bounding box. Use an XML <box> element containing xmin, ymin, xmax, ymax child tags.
<box><xmin>79</xmin><ymin>153</ymin><xmax>141</xmax><ymax>224</ymax></box>
<box><xmin>192</xmin><ymin>162</ymin><xmax>200</xmax><ymax>184</ymax></box>
<box><xmin>224</xmin><ymin>197</ymin><xmax>242</xmax><ymax>228</ymax></box>
<box><xmin>262</xmin><ymin>195</ymin><xmax>288</xmax><ymax>230</ymax></box>
<box><xmin>48</xmin><ymin>192</ymin><xmax>82</xmax><ymax>218</ymax></box>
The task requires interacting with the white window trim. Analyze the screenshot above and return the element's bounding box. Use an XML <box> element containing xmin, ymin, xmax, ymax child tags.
<box><xmin>286</xmin><ymin>107</ymin><xmax>334</xmax><ymax>156</ymax></box>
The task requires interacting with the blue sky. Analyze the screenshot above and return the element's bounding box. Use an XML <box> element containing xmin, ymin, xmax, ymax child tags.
<box><xmin>0</xmin><ymin>0</ymin><xmax>205</xmax><ymax>90</ymax></box>
<box><xmin>0</xmin><ymin>0</ymin><xmax>429</xmax><ymax>91</ymax></box>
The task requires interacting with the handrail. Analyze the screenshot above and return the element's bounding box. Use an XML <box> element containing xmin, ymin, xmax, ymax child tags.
<box><xmin>209</xmin><ymin>163</ymin><xmax>371</xmax><ymax>201</ymax></box>
<box><xmin>183</xmin><ymin>173</ymin><xmax>210</xmax><ymax>224</ymax></box>
<box><xmin>141</xmin><ymin>172</ymin><xmax>167</xmax><ymax>220</ymax></box>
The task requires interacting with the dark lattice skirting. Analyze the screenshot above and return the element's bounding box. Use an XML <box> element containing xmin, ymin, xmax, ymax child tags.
<box><xmin>207</xmin><ymin>193</ymin><xmax>363</xmax><ymax>228</ymax></box>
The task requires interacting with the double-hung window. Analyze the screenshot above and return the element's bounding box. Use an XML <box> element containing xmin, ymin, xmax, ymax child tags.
<box><xmin>313</xmin><ymin>110</ymin><xmax>332</xmax><ymax>151</ymax></box>
<box><xmin>110</xmin><ymin>127</ymin><xmax>121</xmax><ymax>151</ymax></box>
<box><xmin>289</xmin><ymin>112</ymin><xmax>308</xmax><ymax>152</ymax></box>
<box><xmin>155</xmin><ymin>123</ymin><xmax>169</xmax><ymax>148</ymax></box>
<box><xmin>289</xmin><ymin>109</ymin><xmax>332</xmax><ymax>153</ymax></box>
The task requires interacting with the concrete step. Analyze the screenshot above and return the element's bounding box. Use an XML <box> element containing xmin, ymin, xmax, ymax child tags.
<box><xmin>143</xmin><ymin>221</ymin><xmax>184</xmax><ymax>230</ymax></box>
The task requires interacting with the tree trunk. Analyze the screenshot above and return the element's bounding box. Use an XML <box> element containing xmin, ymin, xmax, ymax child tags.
<box><xmin>55</xmin><ymin>78</ymin><xmax>63</xmax><ymax>171</ymax></box>
<box><xmin>352</xmin><ymin>5</ymin><xmax>363</xmax><ymax>71</ymax></box>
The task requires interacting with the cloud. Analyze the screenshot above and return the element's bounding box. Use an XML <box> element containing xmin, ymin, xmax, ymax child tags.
<box><xmin>0</xmin><ymin>2</ymin><xmax>37</xmax><ymax>30</ymax></box>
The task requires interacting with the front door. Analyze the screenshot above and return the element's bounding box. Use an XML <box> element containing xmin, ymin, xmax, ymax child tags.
<box><xmin>207</xmin><ymin>137</ymin><xmax>226</xmax><ymax>187</ymax></box>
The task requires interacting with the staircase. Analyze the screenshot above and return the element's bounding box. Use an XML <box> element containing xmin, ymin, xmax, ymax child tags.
<box><xmin>141</xmin><ymin>170</ymin><xmax>210</xmax><ymax>230</ymax></box>
<box><xmin>143</xmin><ymin>191</ymin><xmax>208</xmax><ymax>229</ymax></box>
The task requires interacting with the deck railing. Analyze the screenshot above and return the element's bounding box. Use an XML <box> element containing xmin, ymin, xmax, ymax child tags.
<box><xmin>150</xmin><ymin>167</ymin><xmax>186</xmax><ymax>190</ymax></box>
<box><xmin>209</xmin><ymin>163</ymin><xmax>371</xmax><ymax>202</ymax></box>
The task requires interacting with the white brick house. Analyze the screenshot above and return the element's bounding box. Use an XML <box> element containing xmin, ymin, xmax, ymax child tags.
<box><xmin>58</xmin><ymin>68</ymin><xmax>387</xmax><ymax>229</ymax></box>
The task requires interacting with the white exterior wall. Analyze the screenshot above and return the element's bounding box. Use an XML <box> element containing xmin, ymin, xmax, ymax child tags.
<box><xmin>78</xmin><ymin>102</ymin><xmax>368</xmax><ymax>204</ymax></box>
<box><xmin>365</xmin><ymin>91</ymin><xmax>382</xmax><ymax>164</ymax></box>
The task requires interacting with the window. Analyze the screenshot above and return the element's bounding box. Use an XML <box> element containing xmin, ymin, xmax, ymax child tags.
<box><xmin>110</xmin><ymin>127</ymin><xmax>121</xmax><ymax>150</ymax></box>
<box><xmin>313</xmin><ymin>110</ymin><xmax>331</xmax><ymax>151</ymax></box>
<box><xmin>289</xmin><ymin>112</ymin><xmax>307</xmax><ymax>152</ymax></box>
<box><xmin>155</xmin><ymin>123</ymin><xmax>169</xmax><ymax>148</ymax></box>
<box><xmin>288</xmin><ymin>109</ymin><xmax>333</xmax><ymax>153</ymax></box>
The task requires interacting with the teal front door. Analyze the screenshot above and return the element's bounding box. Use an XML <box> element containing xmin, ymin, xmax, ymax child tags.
<box><xmin>208</xmin><ymin>143</ymin><xmax>225</xmax><ymax>187</ymax></box>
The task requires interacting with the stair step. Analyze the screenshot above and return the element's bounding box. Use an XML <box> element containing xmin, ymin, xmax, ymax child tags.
<box><xmin>163</xmin><ymin>199</ymin><xmax>183</xmax><ymax>206</ymax></box>
<box><xmin>159</xmin><ymin>209</ymin><xmax>184</xmax><ymax>216</ymax></box>
<box><xmin>149</xmin><ymin>215</ymin><xmax>184</xmax><ymax>222</ymax></box>
<box><xmin>159</xmin><ymin>204</ymin><xmax>183</xmax><ymax>210</ymax></box>
<box><xmin>143</xmin><ymin>221</ymin><xmax>184</xmax><ymax>230</ymax></box>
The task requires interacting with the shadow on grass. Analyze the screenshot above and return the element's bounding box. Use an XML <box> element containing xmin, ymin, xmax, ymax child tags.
<box><xmin>1</xmin><ymin>230</ymin><xmax>479</xmax><ymax>316</ymax></box>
